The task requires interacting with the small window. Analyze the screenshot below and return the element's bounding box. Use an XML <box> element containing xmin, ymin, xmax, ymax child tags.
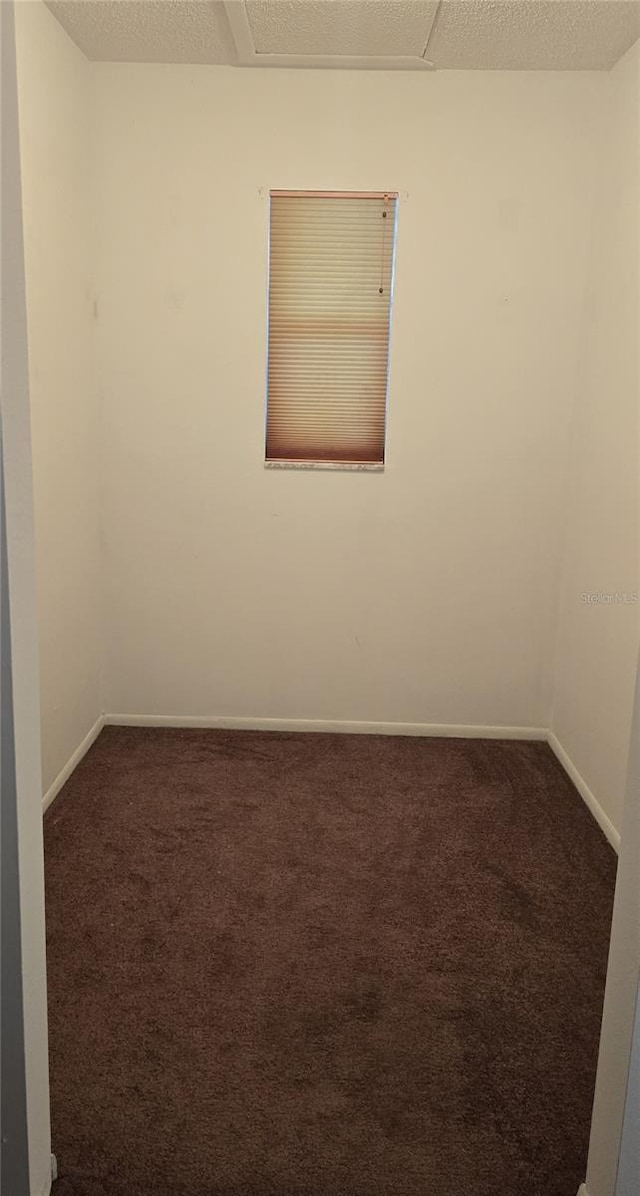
<box><xmin>265</xmin><ymin>190</ymin><xmax>397</xmax><ymax>469</ymax></box>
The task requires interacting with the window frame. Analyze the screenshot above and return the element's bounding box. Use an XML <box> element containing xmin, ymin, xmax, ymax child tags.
<box><xmin>263</xmin><ymin>189</ymin><xmax>399</xmax><ymax>472</ymax></box>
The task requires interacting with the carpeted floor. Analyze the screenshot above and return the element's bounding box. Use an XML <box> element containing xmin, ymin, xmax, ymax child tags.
<box><xmin>45</xmin><ymin>728</ymin><xmax>616</xmax><ymax>1196</ymax></box>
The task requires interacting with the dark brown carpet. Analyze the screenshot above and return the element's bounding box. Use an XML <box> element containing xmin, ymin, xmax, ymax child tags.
<box><xmin>45</xmin><ymin>728</ymin><xmax>616</xmax><ymax>1196</ymax></box>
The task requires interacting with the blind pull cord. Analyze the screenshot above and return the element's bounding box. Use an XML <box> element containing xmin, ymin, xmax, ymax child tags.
<box><xmin>379</xmin><ymin>199</ymin><xmax>388</xmax><ymax>295</ymax></box>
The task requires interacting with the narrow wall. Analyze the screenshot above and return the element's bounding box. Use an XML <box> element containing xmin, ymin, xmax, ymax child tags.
<box><xmin>614</xmin><ymin>980</ymin><xmax>640</xmax><ymax>1195</ymax></box>
<box><xmin>1</xmin><ymin>5</ymin><xmax>51</xmax><ymax>1191</ymax></box>
<box><xmin>585</xmin><ymin>653</ymin><xmax>640</xmax><ymax>1196</ymax></box>
<box><xmin>553</xmin><ymin>43</ymin><xmax>640</xmax><ymax>1196</ymax></box>
<box><xmin>94</xmin><ymin>64</ymin><xmax>604</xmax><ymax>730</ymax></box>
<box><xmin>551</xmin><ymin>41</ymin><xmax>639</xmax><ymax>837</ymax></box>
<box><xmin>15</xmin><ymin>0</ymin><xmax>102</xmax><ymax>797</ymax></box>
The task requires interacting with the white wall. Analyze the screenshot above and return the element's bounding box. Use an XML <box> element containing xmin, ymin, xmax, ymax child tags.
<box><xmin>615</xmin><ymin>980</ymin><xmax>640</xmax><ymax>1196</ymax></box>
<box><xmin>551</xmin><ymin>41</ymin><xmax>639</xmax><ymax>835</ymax></box>
<box><xmin>586</xmin><ymin>654</ymin><xmax>640</xmax><ymax>1196</ymax></box>
<box><xmin>1</xmin><ymin>4</ymin><xmax>51</xmax><ymax>1191</ymax></box>
<box><xmin>94</xmin><ymin>64</ymin><xmax>605</xmax><ymax>730</ymax></box>
<box><xmin>15</xmin><ymin>0</ymin><xmax>102</xmax><ymax>797</ymax></box>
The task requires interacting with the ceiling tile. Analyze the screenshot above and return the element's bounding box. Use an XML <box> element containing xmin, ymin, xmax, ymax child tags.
<box><xmin>245</xmin><ymin>0</ymin><xmax>438</xmax><ymax>57</ymax></box>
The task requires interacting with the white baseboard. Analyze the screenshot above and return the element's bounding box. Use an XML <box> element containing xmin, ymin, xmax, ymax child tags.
<box><xmin>104</xmin><ymin>713</ymin><xmax>547</xmax><ymax>740</ymax></box>
<box><xmin>44</xmin><ymin>714</ymin><xmax>618</xmax><ymax>857</ymax></box>
<box><xmin>547</xmin><ymin>732</ymin><xmax>620</xmax><ymax>853</ymax></box>
<box><xmin>42</xmin><ymin>714</ymin><xmax>105</xmax><ymax>812</ymax></box>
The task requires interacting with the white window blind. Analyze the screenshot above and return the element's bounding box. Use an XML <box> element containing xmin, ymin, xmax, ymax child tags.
<box><xmin>265</xmin><ymin>190</ymin><xmax>397</xmax><ymax>468</ymax></box>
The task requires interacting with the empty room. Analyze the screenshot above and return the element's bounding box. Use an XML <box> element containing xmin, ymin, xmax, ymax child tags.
<box><xmin>3</xmin><ymin>0</ymin><xmax>639</xmax><ymax>1194</ymax></box>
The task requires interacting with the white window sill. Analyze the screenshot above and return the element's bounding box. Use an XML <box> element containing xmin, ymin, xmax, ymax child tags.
<box><xmin>265</xmin><ymin>460</ymin><xmax>384</xmax><ymax>473</ymax></box>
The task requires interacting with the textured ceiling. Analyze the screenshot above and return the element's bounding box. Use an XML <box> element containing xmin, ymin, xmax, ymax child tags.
<box><xmin>45</xmin><ymin>0</ymin><xmax>640</xmax><ymax>69</ymax></box>
<box><xmin>45</xmin><ymin>1</ymin><xmax>237</xmax><ymax>64</ymax></box>
<box><xmin>429</xmin><ymin>0</ymin><xmax>640</xmax><ymax>69</ymax></box>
